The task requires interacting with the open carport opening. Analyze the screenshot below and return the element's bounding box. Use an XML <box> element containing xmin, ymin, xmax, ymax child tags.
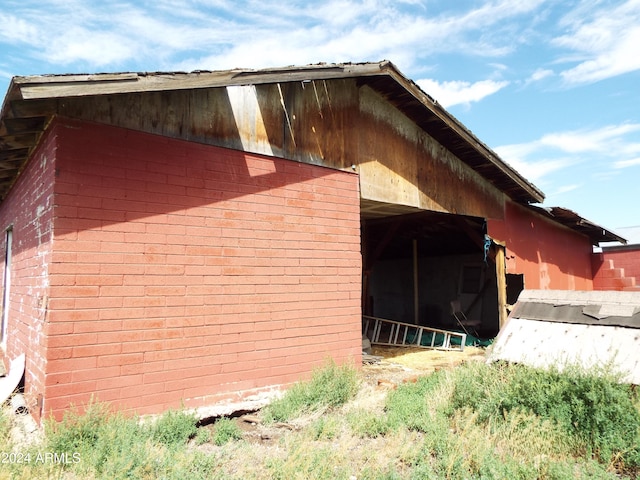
<box><xmin>362</xmin><ymin>207</ymin><xmax>502</xmax><ymax>341</ymax></box>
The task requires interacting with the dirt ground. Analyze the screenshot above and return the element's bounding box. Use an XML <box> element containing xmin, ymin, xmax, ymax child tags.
<box><xmin>220</xmin><ymin>345</ymin><xmax>488</xmax><ymax>444</ymax></box>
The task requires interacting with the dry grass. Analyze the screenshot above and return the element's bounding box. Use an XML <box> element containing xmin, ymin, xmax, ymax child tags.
<box><xmin>2</xmin><ymin>347</ymin><xmax>637</xmax><ymax>479</ymax></box>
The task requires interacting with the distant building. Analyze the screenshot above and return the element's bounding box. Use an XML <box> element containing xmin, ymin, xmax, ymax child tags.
<box><xmin>593</xmin><ymin>241</ymin><xmax>640</xmax><ymax>291</ymax></box>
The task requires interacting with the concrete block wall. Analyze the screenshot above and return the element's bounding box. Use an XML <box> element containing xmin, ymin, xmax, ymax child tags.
<box><xmin>592</xmin><ymin>251</ymin><xmax>640</xmax><ymax>291</ymax></box>
<box><xmin>612</xmin><ymin>250</ymin><xmax>640</xmax><ymax>282</ymax></box>
<box><xmin>0</xmin><ymin>122</ymin><xmax>56</xmax><ymax>423</ymax></box>
<box><xmin>42</xmin><ymin>117</ymin><xmax>362</xmax><ymax>419</ymax></box>
<box><xmin>488</xmin><ymin>201</ymin><xmax>594</xmax><ymax>291</ymax></box>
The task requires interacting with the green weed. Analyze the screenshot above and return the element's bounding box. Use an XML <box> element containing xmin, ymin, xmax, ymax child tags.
<box><xmin>448</xmin><ymin>361</ymin><xmax>640</xmax><ymax>468</ymax></box>
<box><xmin>310</xmin><ymin>415</ymin><xmax>340</xmax><ymax>440</ymax></box>
<box><xmin>150</xmin><ymin>408</ymin><xmax>198</xmax><ymax>447</ymax></box>
<box><xmin>262</xmin><ymin>359</ymin><xmax>359</xmax><ymax>423</ymax></box>
<box><xmin>0</xmin><ymin>406</ymin><xmax>12</xmax><ymax>444</ymax></box>
<box><xmin>347</xmin><ymin>408</ymin><xmax>390</xmax><ymax>437</ymax></box>
<box><xmin>212</xmin><ymin>417</ymin><xmax>243</xmax><ymax>446</ymax></box>
<box><xmin>5</xmin><ymin>358</ymin><xmax>639</xmax><ymax>479</ymax></box>
<box><xmin>194</xmin><ymin>426</ymin><xmax>211</xmax><ymax>445</ymax></box>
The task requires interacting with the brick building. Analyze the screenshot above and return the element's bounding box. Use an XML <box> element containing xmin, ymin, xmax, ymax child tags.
<box><xmin>0</xmin><ymin>62</ymin><xmax>623</xmax><ymax>421</ymax></box>
<box><xmin>592</xmin><ymin>244</ymin><xmax>640</xmax><ymax>291</ymax></box>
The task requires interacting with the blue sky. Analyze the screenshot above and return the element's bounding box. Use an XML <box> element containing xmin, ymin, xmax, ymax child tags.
<box><xmin>1</xmin><ymin>0</ymin><xmax>639</xmax><ymax>242</ymax></box>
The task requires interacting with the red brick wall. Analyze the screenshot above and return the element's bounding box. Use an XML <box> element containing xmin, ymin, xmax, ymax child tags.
<box><xmin>0</xmin><ymin>122</ymin><xmax>56</xmax><ymax>423</ymax></box>
<box><xmin>45</xmin><ymin>118</ymin><xmax>362</xmax><ymax>419</ymax></box>
<box><xmin>488</xmin><ymin>201</ymin><xmax>594</xmax><ymax>291</ymax></box>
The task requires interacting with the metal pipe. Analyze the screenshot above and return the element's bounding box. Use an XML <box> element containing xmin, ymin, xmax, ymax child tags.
<box><xmin>10</xmin><ymin>393</ymin><xmax>28</xmax><ymax>415</ymax></box>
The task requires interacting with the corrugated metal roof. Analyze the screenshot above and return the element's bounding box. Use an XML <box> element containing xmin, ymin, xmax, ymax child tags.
<box><xmin>0</xmin><ymin>60</ymin><xmax>543</xmax><ymax>205</ymax></box>
<box><xmin>527</xmin><ymin>205</ymin><xmax>626</xmax><ymax>245</ymax></box>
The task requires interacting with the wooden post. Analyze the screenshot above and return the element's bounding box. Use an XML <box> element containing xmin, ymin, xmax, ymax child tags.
<box><xmin>413</xmin><ymin>239</ymin><xmax>419</xmax><ymax>325</ymax></box>
<box><xmin>495</xmin><ymin>244</ymin><xmax>508</xmax><ymax>329</ymax></box>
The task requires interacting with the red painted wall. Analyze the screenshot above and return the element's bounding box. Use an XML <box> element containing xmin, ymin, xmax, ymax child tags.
<box><xmin>592</xmin><ymin>246</ymin><xmax>640</xmax><ymax>290</ymax></box>
<box><xmin>0</xmin><ymin>123</ymin><xmax>56</xmax><ymax>423</ymax></box>
<box><xmin>18</xmin><ymin>118</ymin><xmax>362</xmax><ymax>420</ymax></box>
<box><xmin>488</xmin><ymin>201</ymin><xmax>593</xmax><ymax>291</ymax></box>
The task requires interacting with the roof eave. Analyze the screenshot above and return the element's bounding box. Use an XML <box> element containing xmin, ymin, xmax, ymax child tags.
<box><xmin>1</xmin><ymin>61</ymin><xmax>544</xmax><ymax>205</ymax></box>
<box><xmin>378</xmin><ymin>62</ymin><xmax>545</xmax><ymax>204</ymax></box>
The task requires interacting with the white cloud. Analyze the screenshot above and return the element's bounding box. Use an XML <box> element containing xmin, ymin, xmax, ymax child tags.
<box><xmin>0</xmin><ymin>0</ymin><xmax>552</xmax><ymax>73</ymax></box>
<box><xmin>416</xmin><ymin>78</ymin><xmax>509</xmax><ymax>108</ymax></box>
<box><xmin>495</xmin><ymin>123</ymin><xmax>640</xmax><ymax>182</ymax></box>
<box><xmin>614</xmin><ymin>158</ymin><xmax>640</xmax><ymax>169</ymax></box>
<box><xmin>552</xmin><ymin>184</ymin><xmax>580</xmax><ymax>195</ymax></box>
<box><xmin>494</xmin><ymin>149</ymin><xmax>574</xmax><ymax>182</ymax></box>
<box><xmin>555</xmin><ymin>0</ymin><xmax>640</xmax><ymax>84</ymax></box>
<box><xmin>0</xmin><ymin>13</ymin><xmax>40</xmax><ymax>44</ymax></box>
<box><xmin>526</xmin><ymin>68</ymin><xmax>554</xmax><ymax>84</ymax></box>
<box><xmin>47</xmin><ymin>29</ymin><xmax>134</xmax><ymax>66</ymax></box>
<box><xmin>539</xmin><ymin>124</ymin><xmax>640</xmax><ymax>153</ymax></box>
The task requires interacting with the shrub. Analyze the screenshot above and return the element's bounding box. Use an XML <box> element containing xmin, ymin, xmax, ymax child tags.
<box><xmin>448</xmin><ymin>361</ymin><xmax>640</xmax><ymax>469</ymax></box>
<box><xmin>212</xmin><ymin>417</ymin><xmax>243</xmax><ymax>446</ymax></box>
<box><xmin>0</xmin><ymin>406</ymin><xmax>13</xmax><ymax>444</ymax></box>
<box><xmin>347</xmin><ymin>409</ymin><xmax>390</xmax><ymax>438</ymax></box>
<box><xmin>150</xmin><ymin>409</ymin><xmax>198</xmax><ymax>448</ymax></box>
<box><xmin>46</xmin><ymin>400</ymin><xmax>153</xmax><ymax>478</ymax></box>
<box><xmin>262</xmin><ymin>359</ymin><xmax>359</xmax><ymax>423</ymax></box>
<box><xmin>384</xmin><ymin>371</ymin><xmax>443</xmax><ymax>432</ymax></box>
<box><xmin>44</xmin><ymin>401</ymin><xmax>207</xmax><ymax>479</ymax></box>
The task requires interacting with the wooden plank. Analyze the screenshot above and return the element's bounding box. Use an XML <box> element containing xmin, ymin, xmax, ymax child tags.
<box><xmin>10</xmin><ymin>99</ymin><xmax>58</xmax><ymax>117</ymax></box>
<box><xmin>0</xmin><ymin>133</ymin><xmax>38</xmax><ymax>150</ymax></box>
<box><xmin>3</xmin><ymin>117</ymin><xmax>47</xmax><ymax>135</ymax></box>
<box><xmin>14</xmin><ymin>64</ymin><xmax>386</xmax><ymax>100</ymax></box>
<box><xmin>495</xmin><ymin>245</ymin><xmax>508</xmax><ymax>329</ymax></box>
<box><xmin>413</xmin><ymin>239</ymin><xmax>419</xmax><ymax>324</ymax></box>
<box><xmin>0</xmin><ymin>149</ymin><xmax>29</xmax><ymax>163</ymax></box>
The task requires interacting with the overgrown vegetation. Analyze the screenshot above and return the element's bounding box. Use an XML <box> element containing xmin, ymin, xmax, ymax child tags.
<box><xmin>261</xmin><ymin>359</ymin><xmax>360</xmax><ymax>423</ymax></box>
<box><xmin>372</xmin><ymin>361</ymin><xmax>640</xmax><ymax>478</ymax></box>
<box><xmin>1</xmin><ymin>359</ymin><xmax>639</xmax><ymax>479</ymax></box>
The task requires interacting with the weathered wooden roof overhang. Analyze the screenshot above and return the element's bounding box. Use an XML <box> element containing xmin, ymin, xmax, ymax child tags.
<box><xmin>0</xmin><ymin>61</ymin><xmax>623</xmax><ymax>245</ymax></box>
<box><xmin>0</xmin><ymin>61</ymin><xmax>543</xmax><ymax>203</ymax></box>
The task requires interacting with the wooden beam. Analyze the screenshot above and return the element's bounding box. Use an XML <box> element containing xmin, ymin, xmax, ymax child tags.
<box><xmin>13</xmin><ymin>64</ymin><xmax>386</xmax><ymax>100</ymax></box>
<box><xmin>495</xmin><ymin>245</ymin><xmax>508</xmax><ymax>329</ymax></box>
<box><xmin>452</xmin><ymin>216</ymin><xmax>496</xmax><ymax>263</ymax></box>
<box><xmin>413</xmin><ymin>239</ymin><xmax>419</xmax><ymax>325</ymax></box>
<box><xmin>10</xmin><ymin>99</ymin><xmax>58</xmax><ymax>117</ymax></box>
<box><xmin>3</xmin><ymin>117</ymin><xmax>47</xmax><ymax>135</ymax></box>
<box><xmin>0</xmin><ymin>149</ymin><xmax>29</xmax><ymax>163</ymax></box>
<box><xmin>0</xmin><ymin>133</ymin><xmax>38</xmax><ymax>150</ymax></box>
